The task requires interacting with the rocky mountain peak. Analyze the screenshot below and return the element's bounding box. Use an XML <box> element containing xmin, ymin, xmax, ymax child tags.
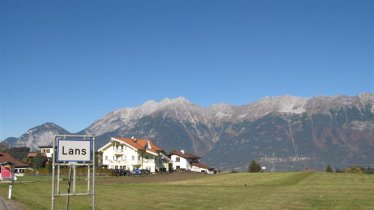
<box><xmin>359</xmin><ymin>92</ymin><xmax>374</xmax><ymax>104</ymax></box>
<box><xmin>3</xmin><ymin>122</ymin><xmax>70</xmax><ymax>150</ymax></box>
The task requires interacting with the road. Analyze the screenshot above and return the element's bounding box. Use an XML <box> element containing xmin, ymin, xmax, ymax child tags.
<box><xmin>0</xmin><ymin>197</ymin><xmax>7</xmax><ymax>210</ymax></box>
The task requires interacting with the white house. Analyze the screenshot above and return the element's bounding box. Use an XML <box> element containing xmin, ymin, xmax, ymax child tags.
<box><xmin>98</xmin><ymin>137</ymin><xmax>170</xmax><ymax>173</ymax></box>
<box><xmin>170</xmin><ymin>150</ymin><xmax>214</xmax><ymax>173</ymax></box>
<box><xmin>39</xmin><ymin>145</ymin><xmax>54</xmax><ymax>158</ymax></box>
<box><xmin>169</xmin><ymin>150</ymin><xmax>200</xmax><ymax>171</ymax></box>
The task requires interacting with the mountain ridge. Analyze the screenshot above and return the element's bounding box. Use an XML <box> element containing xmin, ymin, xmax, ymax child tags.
<box><xmin>2</xmin><ymin>93</ymin><xmax>373</xmax><ymax>171</ymax></box>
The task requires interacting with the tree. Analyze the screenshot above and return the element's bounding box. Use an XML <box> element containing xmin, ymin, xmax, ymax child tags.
<box><xmin>46</xmin><ymin>159</ymin><xmax>53</xmax><ymax>173</ymax></box>
<box><xmin>248</xmin><ymin>160</ymin><xmax>261</xmax><ymax>173</ymax></box>
<box><xmin>326</xmin><ymin>164</ymin><xmax>333</xmax><ymax>173</ymax></box>
<box><xmin>31</xmin><ymin>153</ymin><xmax>45</xmax><ymax>169</ymax></box>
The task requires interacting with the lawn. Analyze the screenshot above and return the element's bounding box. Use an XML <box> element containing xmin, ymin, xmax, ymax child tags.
<box><xmin>0</xmin><ymin>172</ymin><xmax>374</xmax><ymax>210</ymax></box>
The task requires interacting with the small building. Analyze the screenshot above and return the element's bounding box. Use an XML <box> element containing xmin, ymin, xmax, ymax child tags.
<box><xmin>39</xmin><ymin>145</ymin><xmax>54</xmax><ymax>158</ymax></box>
<box><xmin>169</xmin><ymin>150</ymin><xmax>199</xmax><ymax>170</ymax></box>
<box><xmin>0</xmin><ymin>152</ymin><xmax>29</xmax><ymax>176</ymax></box>
<box><xmin>191</xmin><ymin>162</ymin><xmax>215</xmax><ymax>174</ymax></box>
<box><xmin>169</xmin><ymin>150</ymin><xmax>214</xmax><ymax>173</ymax></box>
<box><xmin>26</xmin><ymin>145</ymin><xmax>54</xmax><ymax>167</ymax></box>
<box><xmin>98</xmin><ymin>137</ymin><xmax>170</xmax><ymax>173</ymax></box>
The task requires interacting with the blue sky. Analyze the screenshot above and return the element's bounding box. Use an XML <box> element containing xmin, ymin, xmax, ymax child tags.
<box><xmin>1</xmin><ymin>0</ymin><xmax>373</xmax><ymax>140</ymax></box>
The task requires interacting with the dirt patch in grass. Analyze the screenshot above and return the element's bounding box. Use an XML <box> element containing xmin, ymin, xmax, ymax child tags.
<box><xmin>96</xmin><ymin>171</ymin><xmax>210</xmax><ymax>184</ymax></box>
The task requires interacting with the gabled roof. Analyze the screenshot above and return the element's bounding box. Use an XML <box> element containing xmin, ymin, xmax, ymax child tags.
<box><xmin>192</xmin><ymin>162</ymin><xmax>213</xmax><ymax>170</ymax></box>
<box><xmin>0</xmin><ymin>152</ymin><xmax>29</xmax><ymax>168</ymax></box>
<box><xmin>99</xmin><ymin>137</ymin><xmax>164</xmax><ymax>155</ymax></box>
<box><xmin>169</xmin><ymin>150</ymin><xmax>200</xmax><ymax>159</ymax></box>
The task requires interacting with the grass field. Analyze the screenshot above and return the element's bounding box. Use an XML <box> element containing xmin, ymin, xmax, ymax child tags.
<box><xmin>1</xmin><ymin>172</ymin><xmax>374</xmax><ymax>210</ymax></box>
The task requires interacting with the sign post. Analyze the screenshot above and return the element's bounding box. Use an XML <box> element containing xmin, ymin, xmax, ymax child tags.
<box><xmin>51</xmin><ymin>135</ymin><xmax>95</xmax><ymax>210</ymax></box>
<box><xmin>0</xmin><ymin>162</ymin><xmax>15</xmax><ymax>200</ymax></box>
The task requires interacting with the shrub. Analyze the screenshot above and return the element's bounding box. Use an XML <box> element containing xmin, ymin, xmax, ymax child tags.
<box><xmin>248</xmin><ymin>160</ymin><xmax>261</xmax><ymax>173</ymax></box>
<box><xmin>326</xmin><ymin>164</ymin><xmax>333</xmax><ymax>172</ymax></box>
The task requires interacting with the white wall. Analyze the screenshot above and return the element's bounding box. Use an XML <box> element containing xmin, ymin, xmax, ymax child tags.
<box><xmin>102</xmin><ymin>143</ymin><xmax>141</xmax><ymax>171</ymax></box>
<box><xmin>40</xmin><ymin>148</ymin><xmax>54</xmax><ymax>158</ymax></box>
<box><xmin>100</xmin><ymin>140</ymin><xmax>169</xmax><ymax>173</ymax></box>
<box><xmin>171</xmin><ymin>155</ymin><xmax>191</xmax><ymax>170</ymax></box>
<box><xmin>191</xmin><ymin>166</ymin><xmax>206</xmax><ymax>173</ymax></box>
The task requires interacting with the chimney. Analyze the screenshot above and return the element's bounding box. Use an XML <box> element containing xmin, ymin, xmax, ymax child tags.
<box><xmin>147</xmin><ymin>140</ymin><xmax>152</xmax><ymax>149</ymax></box>
<box><xmin>180</xmin><ymin>150</ymin><xmax>185</xmax><ymax>154</ymax></box>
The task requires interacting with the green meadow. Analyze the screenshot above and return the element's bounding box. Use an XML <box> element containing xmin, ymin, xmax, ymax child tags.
<box><xmin>1</xmin><ymin>172</ymin><xmax>374</xmax><ymax>210</ymax></box>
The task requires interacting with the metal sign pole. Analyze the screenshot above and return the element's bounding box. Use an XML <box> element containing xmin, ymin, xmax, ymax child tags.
<box><xmin>57</xmin><ymin>165</ymin><xmax>60</xmax><ymax>195</ymax></box>
<box><xmin>66</xmin><ymin>165</ymin><xmax>72</xmax><ymax>210</ymax></box>
<box><xmin>92</xmin><ymin>136</ymin><xmax>95</xmax><ymax>210</ymax></box>
<box><xmin>51</xmin><ymin>137</ymin><xmax>56</xmax><ymax>210</ymax></box>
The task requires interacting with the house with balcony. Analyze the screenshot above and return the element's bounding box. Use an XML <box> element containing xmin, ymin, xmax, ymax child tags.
<box><xmin>98</xmin><ymin>137</ymin><xmax>170</xmax><ymax>173</ymax></box>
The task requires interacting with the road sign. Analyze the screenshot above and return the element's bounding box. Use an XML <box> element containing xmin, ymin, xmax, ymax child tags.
<box><xmin>52</xmin><ymin>135</ymin><xmax>95</xmax><ymax>210</ymax></box>
<box><xmin>57</xmin><ymin>139</ymin><xmax>92</xmax><ymax>162</ymax></box>
<box><xmin>1</xmin><ymin>165</ymin><xmax>11</xmax><ymax>179</ymax></box>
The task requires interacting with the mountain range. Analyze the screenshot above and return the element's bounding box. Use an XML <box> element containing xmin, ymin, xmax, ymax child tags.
<box><xmin>2</xmin><ymin>93</ymin><xmax>374</xmax><ymax>171</ymax></box>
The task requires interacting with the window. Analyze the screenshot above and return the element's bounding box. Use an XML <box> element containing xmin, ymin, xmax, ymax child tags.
<box><xmin>124</xmin><ymin>156</ymin><xmax>127</xmax><ymax>161</ymax></box>
<box><xmin>132</xmin><ymin>156</ymin><xmax>135</xmax><ymax>161</ymax></box>
<box><xmin>113</xmin><ymin>156</ymin><xmax>115</xmax><ymax>160</ymax></box>
<box><xmin>47</xmin><ymin>149</ymin><xmax>50</xmax><ymax>153</ymax></box>
<box><xmin>105</xmin><ymin>156</ymin><xmax>108</xmax><ymax>160</ymax></box>
<box><xmin>138</xmin><ymin>156</ymin><xmax>140</xmax><ymax>161</ymax></box>
<box><xmin>145</xmin><ymin>156</ymin><xmax>149</xmax><ymax>159</ymax></box>
<box><xmin>176</xmin><ymin>157</ymin><xmax>180</xmax><ymax>162</ymax></box>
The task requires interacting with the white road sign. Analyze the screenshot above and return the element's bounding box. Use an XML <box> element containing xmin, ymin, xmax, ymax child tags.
<box><xmin>57</xmin><ymin>140</ymin><xmax>92</xmax><ymax>162</ymax></box>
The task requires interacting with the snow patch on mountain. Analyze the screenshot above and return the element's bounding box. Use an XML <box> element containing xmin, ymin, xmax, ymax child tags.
<box><xmin>85</xmin><ymin>97</ymin><xmax>198</xmax><ymax>136</ymax></box>
<box><xmin>85</xmin><ymin>94</ymin><xmax>374</xmax><ymax>136</ymax></box>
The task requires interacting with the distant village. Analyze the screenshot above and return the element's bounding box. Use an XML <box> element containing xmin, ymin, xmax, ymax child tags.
<box><xmin>0</xmin><ymin>136</ymin><xmax>216</xmax><ymax>179</ymax></box>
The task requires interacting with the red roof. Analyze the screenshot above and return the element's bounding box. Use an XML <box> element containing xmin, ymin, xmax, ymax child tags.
<box><xmin>0</xmin><ymin>152</ymin><xmax>29</xmax><ymax>168</ymax></box>
<box><xmin>27</xmin><ymin>152</ymin><xmax>46</xmax><ymax>158</ymax></box>
<box><xmin>169</xmin><ymin>150</ymin><xmax>200</xmax><ymax>159</ymax></box>
<box><xmin>114</xmin><ymin>138</ymin><xmax>163</xmax><ymax>154</ymax></box>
